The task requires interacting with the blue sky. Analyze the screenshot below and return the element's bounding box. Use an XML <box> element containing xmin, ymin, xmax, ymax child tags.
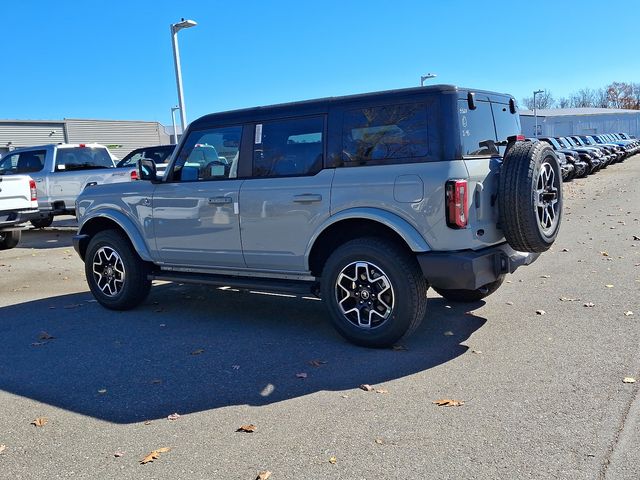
<box><xmin>2</xmin><ymin>0</ymin><xmax>638</xmax><ymax>125</ymax></box>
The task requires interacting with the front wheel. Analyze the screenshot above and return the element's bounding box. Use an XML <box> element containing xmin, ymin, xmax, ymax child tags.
<box><xmin>433</xmin><ymin>275</ymin><xmax>506</xmax><ymax>303</ymax></box>
<box><xmin>85</xmin><ymin>230</ymin><xmax>151</xmax><ymax>310</ymax></box>
<box><xmin>320</xmin><ymin>237</ymin><xmax>428</xmax><ymax>348</ymax></box>
<box><xmin>0</xmin><ymin>230</ymin><xmax>21</xmax><ymax>250</ymax></box>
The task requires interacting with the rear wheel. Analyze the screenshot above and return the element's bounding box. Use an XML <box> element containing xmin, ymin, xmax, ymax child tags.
<box><xmin>499</xmin><ymin>141</ymin><xmax>563</xmax><ymax>253</ymax></box>
<box><xmin>0</xmin><ymin>230</ymin><xmax>21</xmax><ymax>250</ymax></box>
<box><xmin>320</xmin><ymin>237</ymin><xmax>428</xmax><ymax>348</ymax></box>
<box><xmin>31</xmin><ymin>215</ymin><xmax>54</xmax><ymax>229</ymax></box>
<box><xmin>434</xmin><ymin>275</ymin><xmax>505</xmax><ymax>303</ymax></box>
<box><xmin>85</xmin><ymin>230</ymin><xmax>151</xmax><ymax>310</ymax></box>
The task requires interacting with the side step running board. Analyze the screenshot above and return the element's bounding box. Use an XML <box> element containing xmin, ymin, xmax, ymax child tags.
<box><xmin>149</xmin><ymin>272</ymin><xmax>318</xmax><ymax>296</ymax></box>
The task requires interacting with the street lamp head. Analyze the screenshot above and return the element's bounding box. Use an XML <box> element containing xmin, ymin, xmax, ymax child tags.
<box><xmin>172</xmin><ymin>18</ymin><xmax>197</xmax><ymax>32</ymax></box>
<box><xmin>533</xmin><ymin>89</ymin><xmax>544</xmax><ymax>95</ymax></box>
<box><xmin>420</xmin><ymin>73</ymin><xmax>437</xmax><ymax>86</ymax></box>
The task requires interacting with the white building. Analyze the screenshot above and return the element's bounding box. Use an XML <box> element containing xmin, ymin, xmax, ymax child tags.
<box><xmin>520</xmin><ymin>108</ymin><xmax>640</xmax><ymax>138</ymax></box>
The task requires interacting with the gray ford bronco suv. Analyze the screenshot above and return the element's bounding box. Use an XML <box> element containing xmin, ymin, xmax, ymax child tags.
<box><xmin>73</xmin><ymin>85</ymin><xmax>563</xmax><ymax>347</ymax></box>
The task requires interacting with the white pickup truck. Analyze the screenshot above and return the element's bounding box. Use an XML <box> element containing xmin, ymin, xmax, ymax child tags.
<box><xmin>0</xmin><ymin>174</ymin><xmax>38</xmax><ymax>249</ymax></box>
<box><xmin>0</xmin><ymin>143</ymin><xmax>137</xmax><ymax>227</ymax></box>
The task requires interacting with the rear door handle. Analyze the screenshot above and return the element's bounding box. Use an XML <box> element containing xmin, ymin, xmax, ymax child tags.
<box><xmin>209</xmin><ymin>196</ymin><xmax>232</xmax><ymax>205</ymax></box>
<box><xmin>293</xmin><ymin>194</ymin><xmax>322</xmax><ymax>203</ymax></box>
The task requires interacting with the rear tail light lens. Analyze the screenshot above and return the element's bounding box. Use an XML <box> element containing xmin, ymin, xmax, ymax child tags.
<box><xmin>445</xmin><ymin>179</ymin><xmax>468</xmax><ymax>229</ymax></box>
<box><xmin>130</xmin><ymin>170</ymin><xmax>139</xmax><ymax>181</ymax></box>
<box><xmin>29</xmin><ymin>179</ymin><xmax>37</xmax><ymax>201</ymax></box>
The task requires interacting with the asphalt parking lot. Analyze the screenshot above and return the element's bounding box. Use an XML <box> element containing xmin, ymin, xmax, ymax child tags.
<box><xmin>1</xmin><ymin>158</ymin><xmax>639</xmax><ymax>480</ymax></box>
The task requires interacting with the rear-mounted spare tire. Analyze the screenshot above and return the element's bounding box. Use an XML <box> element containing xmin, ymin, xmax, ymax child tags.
<box><xmin>498</xmin><ymin>140</ymin><xmax>563</xmax><ymax>253</ymax></box>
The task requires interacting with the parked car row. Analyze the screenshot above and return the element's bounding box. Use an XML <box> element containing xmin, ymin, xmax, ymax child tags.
<box><xmin>539</xmin><ymin>132</ymin><xmax>638</xmax><ymax>181</ymax></box>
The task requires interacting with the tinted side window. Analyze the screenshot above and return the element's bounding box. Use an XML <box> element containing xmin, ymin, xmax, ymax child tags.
<box><xmin>253</xmin><ymin>116</ymin><xmax>323</xmax><ymax>177</ymax></box>
<box><xmin>0</xmin><ymin>150</ymin><xmax>46</xmax><ymax>174</ymax></box>
<box><xmin>171</xmin><ymin>126</ymin><xmax>242</xmax><ymax>182</ymax></box>
<box><xmin>342</xmin><ymin>103</ymin><xmax>428</xmax><ymax>166</ymax></box>
<box><xmin>459</xmin><ymin>101</ymin><xmax>496</xmax><ymax>156</ymax></box>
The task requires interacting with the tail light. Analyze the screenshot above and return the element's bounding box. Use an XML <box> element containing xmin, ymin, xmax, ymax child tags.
<box><xmin>130</xmin><ymin>170</ymin><xmax>139</xmax><ymax>181</ymax></box>
<box><xmin>29</xmin><ymin>179</ymin><xmax>37</xmax><ymax>201</ymax></box>
<box><xmin>445</xmin><ymin>179</ymin><xmax>468</xmax><ymax>229</ymax></box>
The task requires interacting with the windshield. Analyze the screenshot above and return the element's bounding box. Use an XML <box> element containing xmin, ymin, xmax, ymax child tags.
<box><xmin>55</xmin><ymin>147</ymin><xmax>114</xmax><ymax>171</ymax></box>
<box><xmin>562</xmin><ymin>137</ymin><xmax>576</xmax><ymax>147</ymax></box>
<box><xmin>544</xmin><ymin>137</ymin><xmax>561</xmax><ymax>149</ymax></box>
<box><xmin>117</xmin><ymin>146</ymin><xmax>175</xmax><ymax>168</ymax></box>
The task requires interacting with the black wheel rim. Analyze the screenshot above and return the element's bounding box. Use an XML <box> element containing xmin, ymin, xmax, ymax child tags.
<box><xmin>335</xmin><ymin>261</ymin><xmax>395</xmax><ymax>329</ymax></box>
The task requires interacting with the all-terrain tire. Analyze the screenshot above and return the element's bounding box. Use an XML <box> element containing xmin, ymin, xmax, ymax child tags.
<box><xmin>499</xmin><ymin>141</ymin><xmax>563</xmax><ymax>253</ymax></box>
<box><xmin>85</xmin><ymin>230</ymin><xmax>151</xmax><ymax>310</ymax></box>
<box><xmin>31</xmin><ymin>215</ymin><xmax>54</xmax><ymax>229</ymax></box>
<box><xmin>320</xmin><ymin>237</ymin><xmax>428</xmax><ymax>348</ymax></box>
<box><xmin>434</xmin><ymin>275</ymin><xmax>505</xmax><ymax>303</ymax></box>
<box><xmin>0</xmin><ymin>230</ymin><xmax>21</xmax><ymax>250</ymax></box>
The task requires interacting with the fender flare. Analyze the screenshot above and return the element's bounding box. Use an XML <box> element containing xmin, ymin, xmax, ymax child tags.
<box><xmin>79</xmin><ymin>209</ymin><xmax>153</xmax><ymax>262</ymax></box>
<box><xmin>304</xmin><ymin>207</ymin><xmax>431</xmax><ymax>266</ymax></box>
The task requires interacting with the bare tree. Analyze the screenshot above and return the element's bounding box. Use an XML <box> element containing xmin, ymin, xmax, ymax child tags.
<box><xmin>521</xmin><ymin>90</ymin><xmax>555</xmax><ymax>110</ymax></box>
<box><xmin>594</xmin><ymin>88</ymin><xmax>610</xmax><ymax>108</ymax></box>
<box><xmin>570</xmin><ymin>88</ymin><xmax>596</xmax><ymax>108</ymax></box>
<box><xmin>558</xmin><ymin>97</ymin><xmax>570</xmax><ymax>108</ymax></box>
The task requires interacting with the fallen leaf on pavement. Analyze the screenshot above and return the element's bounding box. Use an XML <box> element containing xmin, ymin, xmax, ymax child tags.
<box><xmin>433</xmin><ymin>399</ymin><xmax>464</xmax><ymax>407</ymax></box>
<box><xmin>167</xmin><ymin>413</ymin><xmax>180</xmax><ymax>421</ymax></box>
<box><xmin>623</xmin><ymin>377</ymin><xmax>636</xmax><ymax>384</ymax></box>
<box><xmin>540</xmin><ymin>275</ymin><xmax>551</xmax><ymax>279</ymax></box>
<box><xmin>308</xmin><ymin>360</ymin><xmax>327</xmax><ymax>367</ymax></box>
<box><xmin>190</xmin><ymin>349</ymin><xmax>204</xmax><ymax>355</ymax></box>
<box><xmin>143</xmin><ymin>420</ymin><xmax>152</xmax><ymax>425</ymax></box>
<box><xmin>374</xmin><ymin>438</ymin><xmax>384</xmax><ymax>445</ymax></box>
<box><xmin>140</xmin><ymin>447</ymin><xmax>170</xmax><ymax>464</ymax></box>
<box><xmin>375</xmin><ymin>388</ymin><xmax>389</xmax><ymax>394</ymax></box>
<box><xmin>0</xmin><ymin>445</ymin><xmax>6</xmax><ymax>454</ymax></box>
<box><xmin>295</xmin><ymin>372</ymin><xmax>308</xmax><ymax>379</ymax></box>
<box><xmin>633</xmin><ymin>235</ymin><xmax>640</xmax><ymax>241</ymax></box>
<box><xmin>536</xmin><ymin>310</ymin><xmax>546</xmax><ymax>315</ymax></box>
<box><xmin>605</xmin><ymin>284</ymin><xmax>614</xmax><ymax>288</ymax></box>
<box><xmin>505</xmin><ymin>301</ymin><xmax>513</xmax><ymax>306</ymax></box>
<box><xmin>329</xmin><ymin>456</ymin><xmax>337</xmax><ymax>464</ymax></box>
<box><xmin>359</xmin><ymin>384</ymin><xmax>374</xmax><ymax>392</ymax></box>
<box><xmin>601</xmin><ymin>251</ymin><xmax>609</xmax><ymax>257</ymax></box>
<box><xmin>31</xmin><ymin>417</ymin><xmax>48</xmax><ymax>427</ymax></box>
<box><xmin>236</xmin><ymin>424</ymin><xmax>257</xmax><ymax>433</ymax></box>
<box><xmin>38</xmin><ymin>331</ymin><xmax>55</xmax><ymax>340</ymax></box>
<box><xmin>624</xmin><ymin>311</ymin><xmax>634</xmax><ymax>316</ymax></box>
<box><xmin>256</xmin><ymin>471</ymin><xmax>272</xmax><ymax>480</ymax></box>
<box><xmin>559</xmin><ymin>297</ymin><xmax>578</xmax><ymax>302</ymax></box>
<box><xmin>584</xmin><ymin>302</ymin><xmax>595</xmax><ymax>307</ymax></box>
<box><xmin>114</xmin><ymin>451</ymin><xmax>125</xmax><ymax>458</ymax></box>
<box><xmin>471</xmin><ymin>350</ymin><xmax>482</xmax><ymax>354</ymax></box>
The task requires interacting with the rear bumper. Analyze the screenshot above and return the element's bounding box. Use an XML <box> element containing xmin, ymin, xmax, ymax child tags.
<box><xmin>0</xmin><ymin>209</ymin><xmax>39</xmax><ymax>231</ymax></box>
<box><xmin>417</xmin><ymin>243</ymin><xmax>540</xmax><ymax>290</ymax></box>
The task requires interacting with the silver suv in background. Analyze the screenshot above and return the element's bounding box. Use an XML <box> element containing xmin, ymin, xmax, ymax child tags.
<box><xmin>73</xmin><ymin>85</ymin><xmax>563</xmax><ymax>347</ymax></box>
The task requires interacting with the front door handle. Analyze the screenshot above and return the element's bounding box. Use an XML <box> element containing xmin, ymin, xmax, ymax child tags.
<box><xmin>293</xmin><ymin>194</ymin><xmax>322</xmax><ymax>203</ymax></box>
<box><xmin>209</xmin><ymin>196</ymin><xmax>232</xmax><ymax>205</ymax></box>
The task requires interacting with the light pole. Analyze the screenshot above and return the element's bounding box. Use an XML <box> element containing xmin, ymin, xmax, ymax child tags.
<box><xmin>420</xmin><ymin>73</ymin><xmax>437</xmax><ymax>86</ymax></box>
<box><xmin>170</xmin><ymin>18</ymin><xmax>197</xmax><ymax>133</ymax></box>
<box><xmin>170</xmin><ymin>106</ymin><xmax>180</xmax><ymax>143</ymax></box>
<box><xmin>533</xmin><ymin>89</ymin><xmax>544</xmax><ymax>137</ymax></box>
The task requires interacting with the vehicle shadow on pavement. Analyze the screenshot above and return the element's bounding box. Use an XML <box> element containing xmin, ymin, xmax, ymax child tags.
<box><xmin>0</xmin><ymin>284</ymin><xmax>486</xmax><ymax>424</ymax></box>
<box><xmin>18</xmin><ymin>227</ymin><xmax>75</xmax><ymax>250</ymax></box>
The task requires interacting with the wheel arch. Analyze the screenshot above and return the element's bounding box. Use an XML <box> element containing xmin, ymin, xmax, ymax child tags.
<box><xmin>306</xmin><ymin>208</ymin><xmax>430</xmax><ymax>277</ymax></box>
<box><xmin>77</xmin><ymin>211</ymin><xmax>153</xmax><ymax>262</ymax></box>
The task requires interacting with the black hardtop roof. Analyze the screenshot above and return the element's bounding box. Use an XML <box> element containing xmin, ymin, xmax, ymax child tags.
<box><xmin>191</xmin><ymin>85</ymin><xmax>515</xmax><ymax>127</ymax></box>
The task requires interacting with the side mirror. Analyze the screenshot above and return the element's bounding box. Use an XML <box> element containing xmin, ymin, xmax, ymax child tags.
<box><xmin>138</xmin><ymin>158</ymin><xmax>158</xmax><ymax>181</ymax></box>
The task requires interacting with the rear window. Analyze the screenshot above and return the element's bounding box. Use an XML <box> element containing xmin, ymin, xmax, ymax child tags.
<box><xmin>459</xmin><ymin>101</ymin><xmax>495</xmax><ymax>156</ymax></box>
<box><xmin>0</xmin><ymin>150</ymin><xmax>46</xmax><ymax>174</ymax></box>
<box><xmin>342</xmin><ymin>103</ymin><xmax>429</xmax><ymax>166</ymax></box>
<box><xmin>55</xmin><ymin>147</ymin><xmax>114</xmax><ymax>171</ymax></box>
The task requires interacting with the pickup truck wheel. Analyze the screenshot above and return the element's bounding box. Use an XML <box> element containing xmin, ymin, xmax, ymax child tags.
<box><xmin>499</xmin><ymin>141</ymin><xmax>563</xmax><ymax>253</ymax></box>
<box><xmin>31</xmin><ymin>215</ymin><xmax>54</xmax><ymax>229</ymax></box>
<box><xmin>85</xmin><ymin>230</ymin><xmax>151</xmax><ymax>310</ymax></box>
<box><xmin>320</xmin><ymin>237</ymin><xmax>428</xmax><ymax>348</ymax></box>
<box><xmin>433</xmin><ymin>274</ymin><xmax>505</xmax><ymax>303</ymax></box>
<box><xmin>0</xmin><ymin>230</ymin><xmax>21</xmax><ymax>250</ymax></box>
